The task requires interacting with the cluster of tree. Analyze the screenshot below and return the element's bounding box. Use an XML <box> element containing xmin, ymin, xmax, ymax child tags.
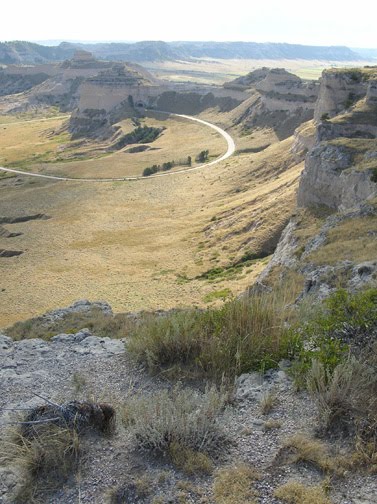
<box><xmin>195</xmin><ymin>150</ymin><xmax>209</xmax><ymax>163</ymax></box>
<box><xmin>113</xmin><ymin>125</ymin><xmax>164</xmax><ymax>150</ymax></box>
<box><xmin>142</xmin><ymin>156</ymin><xmax>192</xmax><ymax>177</ymax></box>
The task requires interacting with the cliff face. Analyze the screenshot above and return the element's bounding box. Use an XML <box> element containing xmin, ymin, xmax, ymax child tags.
<box><xmin>297</xmin><ymin>142</ymin><xmax>377</xmax><ymax>210</ymax></box>
<box><xmin>297</xmin><ymin>67</ymin><xmax>377</xmax><ymax>211</ymax></box>
<box><xmin>257</xmin><ymin>67</ymin><xmax>377</xmax><ymax>299</ymax></box>
<box><xmin>314</xmin><ymin>69</ymin><xmax>369</xmax><ymax>121</ymax></box>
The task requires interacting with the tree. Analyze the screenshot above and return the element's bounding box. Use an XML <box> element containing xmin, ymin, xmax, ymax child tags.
<box><xmin>196</xmin><ymin>150</ymin><xmax>209</xmax><ymax>163</ymax></box>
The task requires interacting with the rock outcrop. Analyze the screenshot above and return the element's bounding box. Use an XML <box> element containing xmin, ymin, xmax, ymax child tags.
<box><xmin>255</xmin><ymin>67</ymin><xmax>377</xmax><ymax>300</ymax></box>
<box><xmin>227</xmin><ymin>68</ymin><xmax>319</xmax><ymax>140</ymax></box>
<box><xmin>298</xmin><ymin>68</ymin><xmax>377</xmax><ymax>211</ymax></box>
<box><xmin>297</xmin><ymin>143</ymin><xmax>377</xmax><ymax>210</ymax></box>
<box><xmin>314</xmin><ymin>69</ymin><xmax>369</xmax><ymax>121</ymax></box>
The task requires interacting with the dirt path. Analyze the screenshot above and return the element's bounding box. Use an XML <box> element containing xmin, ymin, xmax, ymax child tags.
<box><xmin>0</xmin><ymin>112</ymin><xmax>235</xmax><ymax>182</ymax></box>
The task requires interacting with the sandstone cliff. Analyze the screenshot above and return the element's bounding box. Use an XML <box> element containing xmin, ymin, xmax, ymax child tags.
<box><xmin>226</xmin><ymin>68</ymin><xmax>319</xmax><ymax>140</ymax></box>
<box><xmin>257</xmin><ymin>67</ymin><xmax>377</xmax><ymax>299</ymax></box>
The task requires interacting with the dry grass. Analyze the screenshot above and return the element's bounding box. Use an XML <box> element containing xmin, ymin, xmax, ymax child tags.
<box><xmin>168</xmin><ymin>442</ymin><xmax>214</xmax><ymax>475</ymax></box>
<box><xmin>307</xmin><ymin>213</ymin><xmax>377</xmax><ymax>265</ymax></box>
<box><xmin>307</xmin><ymin>346</ymin><xmax>377</xmax><ymax>472</ymax></box>
<box><xmin>292</xmin><ymin>207</ymin><xmax>332</xmax><ymax>258</ymax></box>
<box><xmin>274</xmin><ymin>480</ymin><xmax>331</xmax><ymax>504</ymax></box>
<box><xmin>8</xmin><ymin>114</ymin><xmax>226</xmax><ymax>178</ymax></box>
<box><xmin>282</xmin><ymin>434</ymin><xmax>336</xmax><ymax>474</ymax></box>
<box><xmin>5</xmin><ymin>307</ymin><xmax>138</xmax><ymax>341</ymax></box>
<box><xmin>259</xmin><ymin>389</ymin><xmax>278</xmax><ymax>415</ymax></box>
<box><xmin>0</xmin><ymin>116</ymin><xmax>70</xmax><ymax>166</ymax></box>
<box><xmin>127</xmin><ymin>291</ymin><xmax>298</xmax><ymax>379</ymax></box>
<box><xmin>306</xmin><ymin>359</ymin><xmax>356</xmax><ymax>434</ymax></box>
<box><xmin>0</xmin><ymin>110</ymin><xmax>226</xmax><ymax>178</ymax></box>
<box><xmin>212</xmin><ymin>463</ymin><xmax>259</xmax><ymax>504</ymax></box>
<box><xmin>0</xmin><ymin>108</ymin><xmax>302</xmax><ymax>328</ymax></box>
<box><xmin>1</xmin><ymin>425</ymin><xmax>81</xmax><ymax>503</ymax></box>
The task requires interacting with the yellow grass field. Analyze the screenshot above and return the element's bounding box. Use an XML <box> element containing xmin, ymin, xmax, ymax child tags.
<box><xmin>0</xmin><ymin>114</ymin><xmax>226</xmax><ymax>178</ymax></box>
<box><xmin>0</xmin><ymin>112</ymin><xmax>303</xmax><ymax>327</ymax></box>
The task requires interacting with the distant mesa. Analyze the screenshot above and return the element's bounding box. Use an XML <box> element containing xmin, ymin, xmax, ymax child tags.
<box><xmin>73</xmin><ymin>50</ymin><xmax>96</xmax><ymax>62</ymax></box>
<box><xmin>0</xmin><ymin>40</ymin><xmax>364</xmax><ymax>65</ymax></box>
<box><xmin>60</xmin><ymin>49</ymin><xmax>108</xmax><ymax>70</ymax></box>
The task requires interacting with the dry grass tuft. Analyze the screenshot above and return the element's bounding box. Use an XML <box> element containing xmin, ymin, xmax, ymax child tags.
<box><xmin>2</xmin><ymin>425</ymin><xmax>81</xmax><ymax>503</ymax></box>
<box><xmin>307</xmin><ymin>348</ymin><xmax>377</xmax><ymax>473</ymax></box>
<box><xmin>168</xmin><ymin>442</ymin><xmax>214</xmax><ymax>475</ymax></box>
<box><xmin>274</xmin><ymin>480</ymin><xmax>331</xmax><ymax>504</ymax></box>
<box><xmin>108</xmin><ymin>475</ymin><xmax>152</xmax><ymax>504</ymax></box>
<box><xmin>282</xmin><ymin>434</ymin><xmax>336</xmax><ymax>474</ymax></box>
<box><xmin>306</xmin><ymin>359</ymin><xmax>356</xmax><ymax>434</ymax></box>
<box><xmin>259</xmin><ymin>389</ymin><xmax>278</xmax><ymax>415</ymax></box>
<box><xmin>263</xmin><ymin>419</ymin><xmax>282</xmax><ymax>431</ymax></box>
<box><xmin>213</xmin><ymin>463</ymin><xmax>259</xmax><ymax>504</ymax></box>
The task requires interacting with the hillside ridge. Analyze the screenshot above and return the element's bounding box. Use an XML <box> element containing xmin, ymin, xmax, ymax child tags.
<box><xmin>0</xmin><ymin>40</ymin><xmax>363</xmax><ymax>64</ymax></box>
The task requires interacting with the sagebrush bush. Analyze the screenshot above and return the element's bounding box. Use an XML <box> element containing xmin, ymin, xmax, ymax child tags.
<box><xmin>122</xmin><ymin>385</ymin><xmax>227</xmax><ymax>453</ymax></box>
<box><xmin>128</xmin><ymin>294</ymin><xmax>299</xmax><ymax>379</ymax></box>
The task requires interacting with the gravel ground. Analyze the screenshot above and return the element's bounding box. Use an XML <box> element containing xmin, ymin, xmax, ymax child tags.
<box><xmin>1</xmin><ymin>325</ymin><xmax>377</xmax><ymax>504</ymax></box>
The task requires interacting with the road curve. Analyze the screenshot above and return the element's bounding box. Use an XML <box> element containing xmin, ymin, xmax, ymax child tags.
<box><xmin>0</xmin><ymin>112</ymin><xmax>235</xmax><ymax>182</ymax></box>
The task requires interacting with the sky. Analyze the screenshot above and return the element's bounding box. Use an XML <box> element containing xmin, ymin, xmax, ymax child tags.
<box><xmin>2</xmin><ymin>0</ymin><xmax>376</xmax><ymax>48</ymax></box>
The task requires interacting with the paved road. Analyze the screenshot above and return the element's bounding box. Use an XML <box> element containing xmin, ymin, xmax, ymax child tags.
<box><xmin>0</xmin><ymin>112</ymin><xmax>235</xmax><ymax>182</ymax></box>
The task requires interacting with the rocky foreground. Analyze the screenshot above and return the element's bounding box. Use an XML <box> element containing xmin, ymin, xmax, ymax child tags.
<box><xmin>0</xmin><ymin>301</ymin><xmax>376</xmax><ymax>504</ymax></box>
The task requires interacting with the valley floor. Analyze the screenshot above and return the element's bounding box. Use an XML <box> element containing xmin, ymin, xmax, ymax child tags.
<box><xmin>0</xmin><ymin>114</ymin><xmax>302</xmax><ymax>327</ymax></box>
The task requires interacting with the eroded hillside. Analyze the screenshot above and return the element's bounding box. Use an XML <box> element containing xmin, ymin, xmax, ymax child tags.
<box><xmin>258</xmin><ymin>66</ymin><xmax>377</xmax><ymax>299</ymax></box>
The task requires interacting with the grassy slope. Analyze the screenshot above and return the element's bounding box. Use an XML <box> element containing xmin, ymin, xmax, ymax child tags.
<box><xmin>0</xmin><ymin>114</ymin><xmax>302</xmax><ymax>326</ymax></box>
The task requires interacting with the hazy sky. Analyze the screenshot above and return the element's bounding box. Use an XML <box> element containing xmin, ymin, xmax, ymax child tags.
<box><xmin>2</xmin><ymin>0</ymin><xmax>376</xmax><ymax>48</ymax></box>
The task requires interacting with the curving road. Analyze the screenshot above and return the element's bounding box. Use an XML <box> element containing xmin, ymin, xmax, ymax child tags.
<box><xmin>0</xmin><ymin>112</ymin><xmax>235</xmax><ymax>182</ymax></box>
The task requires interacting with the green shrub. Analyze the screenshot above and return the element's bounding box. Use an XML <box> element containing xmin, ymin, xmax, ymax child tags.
<box><xmin>195</xmin><ymin>150</ymin><xmax>209</xmax><ymax>163</ymax></box>
<box><xmin>203</xmin><ymin>288</ymin><xmax>232</xmax><ymax>303</ymax></box>
<box><xmin>113</xmin><ymin>125</ymin><xmax>164</xmax><ymax>150</ymax></box>
<box><xmin>289</xmin><ymin>289</ymin><xmax>377</xmax><ymax>387</ymax></box>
